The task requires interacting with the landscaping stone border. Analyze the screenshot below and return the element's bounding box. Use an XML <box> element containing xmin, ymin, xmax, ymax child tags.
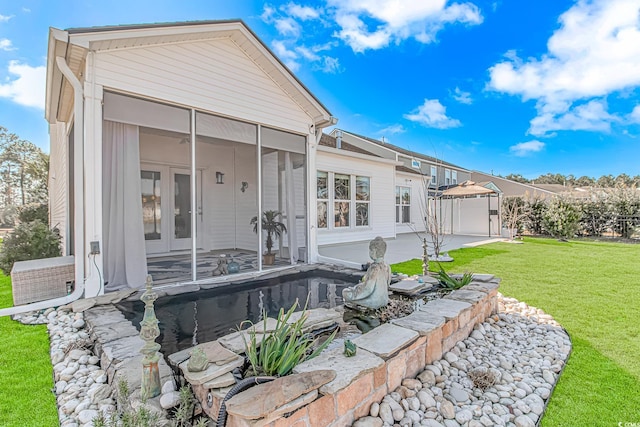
<box><xmin>185</xmin><ymin>276</ymin><xmax>500</xmax><ymax>427</ymax></box>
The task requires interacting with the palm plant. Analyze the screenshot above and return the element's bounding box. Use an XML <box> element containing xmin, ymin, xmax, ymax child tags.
<box><xmin>250</xmin><ymin>210</ymin><xmax>287</xmax><ymax>256</ymax></box>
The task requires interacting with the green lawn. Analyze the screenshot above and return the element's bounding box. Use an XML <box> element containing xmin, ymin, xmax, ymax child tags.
<box><xmin>0</xmin><ymin>271</ymin><xmax>58</xmax><ymax>427</ymax></box>
<box><xmin>393</xmin><ymin>237</ymin><xmax>640</xmax><ymax>427</ymax></box>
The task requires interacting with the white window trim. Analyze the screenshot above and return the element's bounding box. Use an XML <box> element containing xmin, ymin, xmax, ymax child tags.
<box><xmin>430</xmin><ymin>165</ymin><xmax>437</xmax><ymax>185</ymax></box>
<box><xmin>317</xmin><ymin>171</ymin><xmax>371</xmax><ymax>230</ymax></box>
<box><xmin>452</xmin><ymin>170</ymin><xmax>458</xmax><ymax>185</ymax></box>
<box><xmin>445</xmin><ymin>168</ymin><xmax>451</xmax><ymax>186</ymax></box>
<box><xmin>396</xmin><ymin>186</ymin><xmax>411</xmax><ymax>224</ymax></box>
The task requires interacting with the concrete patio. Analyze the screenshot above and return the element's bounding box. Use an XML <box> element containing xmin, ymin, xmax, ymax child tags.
<box><xmin>318</xmin><ymin>233</ymin><xmax>503</xmax><ymax>265</ymax></box>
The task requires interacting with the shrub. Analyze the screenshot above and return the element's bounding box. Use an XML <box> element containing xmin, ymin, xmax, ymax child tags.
<box><xmin>542</xmin><ymin>197</ymin><xmax>582</xmax><ymax>240</ymax></box>
<box><xmin>242</xmin><ymin>299</ymin><xmax>336</xmax><ymax>377</ymax></box>
<box><xmin>0</xmin><ymin>221</ymin><xmax>61</xmax><ymax>275</ymax></box>
<box><xmin>610</xmin><ymin>187</ymin><xmax>640</xmax><ymax>238</ymax></box>
<box><xmin>525</xmin><ymin>197</ymin><xmax>547</xmax><ymax>235</ymax></box>
<box><xmin>17</xmin><ymin>203</ymin><xmax>48</xmax><ymax>224</ymax></box>
<box><xmin>579</xmin><ymin>194</ymin><xmax>614</xmax><ymax>237</ymax></box>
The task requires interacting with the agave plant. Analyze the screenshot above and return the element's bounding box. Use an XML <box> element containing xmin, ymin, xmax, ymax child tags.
<box><xmin>241</xmin><ymin>298</ymin><xmax>336</xmax><ymax>377</ymax></box>
<box><xmin>437</xmin><ymin>268</ymin><xmax>473</xmax><ymax>290</ymax></box>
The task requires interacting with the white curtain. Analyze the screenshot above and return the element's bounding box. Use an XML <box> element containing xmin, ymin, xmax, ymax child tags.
<box><xmin>284</xmin><ymin>152</ymin><xmax>298</xmax><ymax>263</ymax></box>
<box><xmin>103</xmin><ymin>121</ymin><xmax>148</xmax><ymax>289</ymax></box>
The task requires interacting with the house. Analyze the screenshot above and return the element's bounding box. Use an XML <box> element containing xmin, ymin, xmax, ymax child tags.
<box><xmin>323</xmin><ymin>130</ymin><xmax>500</xmax><ymax>238</ymax></box>
<box><xmin>46</xmin><ymin>20</ymin><xmax>337</xmax><ymax>294</ymax></box>
<box><xmin>470</xmin><ymin>171</ymin><xmax>556</xmax><ymax>199</ymax></box>
<box><xmin>45</xmin><ymin>19</ymin><xmax>498</xmax><ymax>295</ymax></box>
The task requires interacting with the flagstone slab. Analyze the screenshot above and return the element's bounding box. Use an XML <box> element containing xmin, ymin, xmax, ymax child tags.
<box><xmin>352</xmin><ymin>323</ymin><xmax>419</xmax><ymax>359</ymax></box>
<box><xmin>286</xmin><ymin>308</ymin><xmax>341</xmax><ymax>332</ymax></box>
<box><xmin>91</xmin><ymin>321</ymin><xmax>139</xmax><ymax>344</ymax></box>
<box><xmin>419</xmin><ymin>299</ymin><xmax>471</xmax><ymax>320</ymax></box>
<box><xmin>169</xmin><ymin>340</ymin><xmax>240</xmax><ymax>368</ymax></box>
<box><xmin>225</xmin><ymin>370</ymin><xmax>335</xmax><ymax>420</ymax></box>
<box><xmin>390</xmin><ymin>311</ymin><xmax>446</xmax><ymax>336</ymax></box>
<box><xmin>293</xmin><ymin>347</ymin><xmax>383</xmax><ymax>394</ymax></box>
<box><xmin>218</xmin><ymin>330</ymin><xmax>266</xmax><ymax>354</ymax></box>
<box><xmin>464</xmin><ymin>281</ymin><xmax>500</xmax><ymax>293</ymax></box>
<box><xmin>84</xmin><ymin>305</ymin><xmax>128</xmax><ymax>327</ymax></box>
<box><xmin>203</xmin><ymin>372</ymin><xmax>236</xmax><ymax>389</ymax></box>
<box><xmin>390</xmin><ymin>280</ymin><xmax>426</xmax><ymax>295</ymax></box>
<box><xmin>445</xmin><ymin>289</ymin><xmax>486</xmax><ymax>304</ymax></box>
<box><xmin>180</xmin><ymin>354</ymin><xmax>244</xmax><ymax>386</ymax></box>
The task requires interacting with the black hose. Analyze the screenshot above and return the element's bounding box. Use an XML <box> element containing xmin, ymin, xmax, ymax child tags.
<box><xmin>216</xmin><ymin>376</ymin><xmax>276</xmax><ymax>427</ymax></box>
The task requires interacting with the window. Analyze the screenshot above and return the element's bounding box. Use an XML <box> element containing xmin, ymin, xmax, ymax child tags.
<box><xmin>452</xmin><ymin>170</ymin><xmax>458</xmax><ymax>185</ymax></box>
<box><xmin>317</xmin><ymin>171</ymin><xmax>370</xmax><ymax>229</ymax></box>
<box><xmin>356</xmin><ymin>176</ymin><xmax>370</xmax><ymax>226</ymax></box>
<box><xmin>430</xmin><ymin>165</ymin><xmax>437</xmax><ymax>185</ymax></box>
<box><xmin>317</xmin><ymin>171</ymin><xmax>328</xmax><ymax>228</ymax></box>
<box><xmin>445</xmin><ymin>169</ymin><xmax>451</xmax><ymax>185</ymax></box>
<box><xmin>396</xmin><ymin>186</ymin><xmax>411</xmax><ymax>223</ymax></box>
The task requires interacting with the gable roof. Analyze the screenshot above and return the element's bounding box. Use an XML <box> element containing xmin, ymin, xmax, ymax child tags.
<box><xmin>470</xmin><ymin>171</ymin><xmax>556</xmax><ymax>198</ymax></box>
<box><xmin>318</xmin><ymin>133</ymin><xmax>380</xmax><ymax>156</ymax></box>
<box><xmin>338</xmin><ymin>129</ymin><xmax>468</xmax><ymax>171</ymax></box>
<box><xmin>46</xmin><ymin>20</ymin><xmax>334</xmax><ymax>126</ymax></box>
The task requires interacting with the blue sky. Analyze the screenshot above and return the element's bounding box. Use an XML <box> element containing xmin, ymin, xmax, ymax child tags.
<box><xmin>1</xmin><ymin>0</ymin><xmax>639</xmax><ymax>179</ymax></box>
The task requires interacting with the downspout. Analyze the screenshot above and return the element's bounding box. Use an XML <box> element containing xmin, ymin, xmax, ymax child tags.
<box><xmin>55</xmin><ymin>55</ymin><xmax>85</xmax><ymax>299</ymax></box>
<box><xmin>0</xmin><ymin>56</ymin><xmax>86</xmax><ymax>317</ymax></box>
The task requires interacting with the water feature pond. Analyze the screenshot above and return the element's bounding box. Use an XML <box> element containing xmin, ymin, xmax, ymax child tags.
<box><xmin>116</xmin><ymin>270</ymin><xmax>358</xmax><ymax>356</ymax></box>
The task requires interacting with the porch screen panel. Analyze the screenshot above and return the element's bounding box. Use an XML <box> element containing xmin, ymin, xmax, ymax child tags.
<box><xmin>260</xmin><ymin>126</ymin><xmax>307</xmax><ymax>266</ymax></box>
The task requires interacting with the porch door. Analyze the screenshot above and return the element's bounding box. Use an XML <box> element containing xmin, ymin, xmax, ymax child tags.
<box><xmin>170</xmin><ymin>168</ymin><xmax>203</xmax><ymax>251</ymax></box>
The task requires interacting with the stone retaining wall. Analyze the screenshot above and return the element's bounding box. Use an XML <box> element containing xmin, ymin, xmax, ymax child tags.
<box><xmin>191</xmin><ymin>277</ymin><xmax>500</xmax><ymax>427</ymax></box>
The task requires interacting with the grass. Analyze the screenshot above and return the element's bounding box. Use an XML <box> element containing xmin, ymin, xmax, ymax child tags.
<box><xmin>0</xmin><ymin>271</ymin><xmax>58</xmax><ymax>427</ymax></box>
<box><xmin>393</xmin><ymin>237</ymin><xmax>640</xmax><ymax>427</ymax></box>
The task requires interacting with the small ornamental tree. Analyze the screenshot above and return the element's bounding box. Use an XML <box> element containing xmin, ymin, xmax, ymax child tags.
<box><xmin>542</xmin><ymin>197</ymin><xmax>582</xmax><ymax>240</ymax></box>
<box><xmin>502</xmin><ymin>196</ymin><xmax>529</xmax><ymax>240</ymax></box>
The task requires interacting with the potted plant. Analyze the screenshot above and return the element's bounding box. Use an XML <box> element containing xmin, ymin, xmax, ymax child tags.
<box><xmin>250</xmin><ymin>210</ymin><xmax>287</xmax><ymax>265</ymax></box>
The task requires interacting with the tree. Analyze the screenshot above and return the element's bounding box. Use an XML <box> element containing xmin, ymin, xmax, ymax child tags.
<box><xmin>596</xmin><ymin>174</ymin><xmax>616</xmax><ymax>188</ymax></box>
<box><xmin>533</xmin><ymin>173</ymin><xmax>566</xmax><ymax>185</ymax></box>
<box><xmin>574</xmin><ymin>175</ymin><xmax>596</xmax><ymax>187</ymax></box>
<box><xmin>504</xmin><ymin>173</ymin><xmax>529</xmax><ymax>183</ymax></box>
<box><xmin>0</xmin><ymin>126</ymin><xmax>49</xmax><ymax>225</ymax></box>
<box><xmin>502</xmin><ymin>196</ymin><xmax>529</xmax><ymax>240</ymax></box>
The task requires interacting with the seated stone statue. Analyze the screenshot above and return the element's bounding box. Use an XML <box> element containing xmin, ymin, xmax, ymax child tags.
<box><xmin>342</xmin><ymin>237</ymin><xmax>390</xmax><ymax>310</ymax></box>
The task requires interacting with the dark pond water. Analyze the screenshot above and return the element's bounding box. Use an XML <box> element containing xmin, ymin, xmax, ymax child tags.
<box><xmin>116</xmin><ymin>271</ymin><xmax>357</xmax><ymax>356</ymax></box>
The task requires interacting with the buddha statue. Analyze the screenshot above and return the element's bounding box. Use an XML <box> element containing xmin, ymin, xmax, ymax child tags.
<box><xmin>342</xmin><ymin>237</ymin><xmax>390</xmax><ymax>310</ymax></box>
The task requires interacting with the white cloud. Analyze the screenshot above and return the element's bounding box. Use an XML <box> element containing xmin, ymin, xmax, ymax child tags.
<box><xmin>329</xmin><ymin>0</ymin><xmax>482</xmax><ymax>52</ymax></box>
<box><xmin>452</xmin><ymin>87</ymin><xmax>472</xmax><ymax>104</ymax></box>
<box><xmin>628</xmin><ymin>105</ymin><xmax>640</xmax><ymax>124</ymax></box>
<box><xmin>488</xmin><ymin>0</ymin><xmax>640</xmax><ymax>135</ymax></box>
<box><xmin>317</xmin><ymin>56</ymin><xmax>341</xmax><ymax>73</ymax></box>
<box><xmin>529</xmin><ymin>99</ymin><xmax>619</xmax><ymax>135</ymax></box>
<box><xmin>274</xmin><ymin>16</ymin><xmax>301</xmax><ymax>37</ymax></box>
<box><xmin>0</xmin><ymin>61</ymin><xmax>46</xmax><ymax>109</ymax></box>
<box><xmin>379</xmin><ymin>124</ymin><xmax>406</xmax><ymax>135</ymax></box>
<box><xmin>271</xmin><ymin>40</ymin><xmax>300</xmax><ymax>71</ymax></box>
<box><xmin>509</xmin><ymin>140</ymin><xmax>545</xmax><ymax>157</ymax></box>
<box><xmin>0</xmin><ymin>14</ymin><xmax>12</xmax><ymax>22</ymax></box>
<box><xmin>404</xmin><ymin>99</ymin><xmax>461</xmax><ymax>129</ymax></box>
<box><xmin>0</xmin><ymin>38</ymin><xmax>14</xmax><ymax>51</ymax></box>
<box><xmin>283</xmin><ymin>3</ymin><xmax>322</xmax><ymax>20</ymax></box>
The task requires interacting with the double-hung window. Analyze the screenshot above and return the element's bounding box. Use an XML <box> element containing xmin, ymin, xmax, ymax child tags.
<box><xmin>452</xmin><ymin>170</ymin><xmax>458</xmax><ymax>185</ymax></box>
<box><xmin>317</xmin><ymin>171</ymin><xmax>370</xmax><ymax>229</ymax></box>
<box><xmin>445</xmin><ymin>169</ymin><xmax>451</xmax><ymax>185</ymax></box>
<box><xmin>395</xmin><ymin>186</ymin><xmax>411</xmax><ymax>223</ymax></box>
<box><xmin>430</xmin><ymin>165</ymin><xmax>437</xmax><ymax>186</ymax></box>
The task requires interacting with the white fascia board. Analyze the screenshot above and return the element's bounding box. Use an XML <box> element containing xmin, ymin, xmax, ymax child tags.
<box><xmin>317</xmin><ymin>145</ymin><xmax>402</xmax><ymax>166</ymax></box>
<box><xmin>45</xmin><ymin>28</ymin><xmax>69</xmax><ymax>123</ymax></box>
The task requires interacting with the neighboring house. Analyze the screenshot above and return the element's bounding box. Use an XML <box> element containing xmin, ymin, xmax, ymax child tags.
<box><xmin>471</xmin><ymin>171</ymin><xmax>557</xmax><ymax>199</ymax></box>
<box><xmin>326</xmin><ymin>130</ymin><xmax>499</xmax><ymax>237</ymax></box>
<box><xmin>46</xmin><ymin>20</ymin><xmax>336</xmax><ymax>294</ymax></box>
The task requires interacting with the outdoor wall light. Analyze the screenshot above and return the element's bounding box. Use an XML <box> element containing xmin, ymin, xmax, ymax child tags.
<box><xmin>241</xmin><ymin>181</ymin><xmax>248</xmax><ymax>192</ymax></box>
<box><xmin>216</xmin><ymin>172</ymin><xmax>224</xmax><ymax>184</ymax></box>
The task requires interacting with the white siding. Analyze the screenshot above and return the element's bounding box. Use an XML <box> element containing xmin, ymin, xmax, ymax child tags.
<box><xmin>94</xmin><ymin>38</ymin><xmax>312</xmax><ymax>134</ymax></box>
<box><xmin>315</xmin><ymin>151</ymin><xmax>395</xmax><ymax>245</ymax></box>
<box><xmin>48</xmin><ymin>122</ymin><xmax>69</xmax><ymax>254</ymax></box>
<box><xmin>234</xmin><ymin>143</ymin><xmax>258</xmax><ymax>251</ymax></box>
